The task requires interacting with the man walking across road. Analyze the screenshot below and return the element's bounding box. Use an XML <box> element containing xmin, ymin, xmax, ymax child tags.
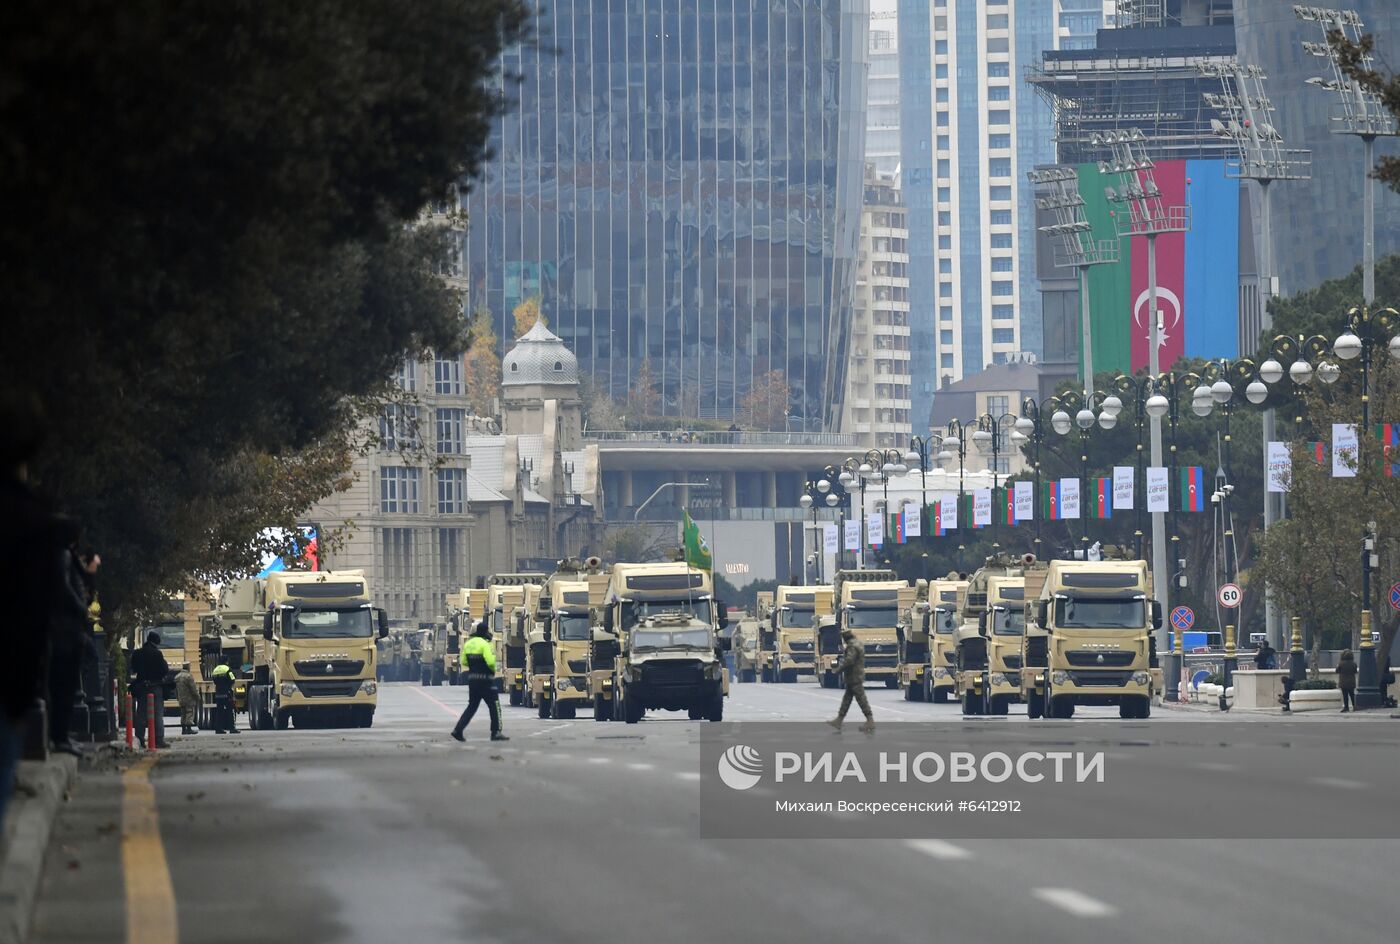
<box><xmin>827</xmin><ymin>627</ymin><xmax>875</xmax><ymax>733</ymax></box>
<box><xmin>174</xmin><ymin>662</ymin><xmax>199</xmax><ymax>734</ymax></box>
<box><xmin>129</xmin><ymin>630</ymin><xmax>170</xmax><ymax>748</ymax></box>
<box><xmin>451</xmin><ymin>620</ymin><xmax>508</xmax><ymax>742</ymax></box>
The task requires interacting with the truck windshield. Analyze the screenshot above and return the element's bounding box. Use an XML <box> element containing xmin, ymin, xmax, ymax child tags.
<box><xmin>287</xmin><ymin>607</ymin><xmax>374</xmax><ymax>638</ymax></box>
<box><xmin>933</xmin><ymin>606</ymin><xmax>958</xmax><ymax>634</ymax></box>
<box><xmin>1056</xmin><ymin>597</ymin><xmax>1144</xmax><ymax>629</ymax></box>
<box><xmin>557</xmin><ymin>613</ymin><xmax>591</xmax><ymax>640</ymax></box>
<box><xmin>621</xmin><ymin>599</ymin><xmax>713</xmax><ymax>631</ymax></box>
<box><xmin>491</xmin><ymin>609</ymin><xmax>505</xmax><ymax>634</ymax></box>
<box><xmin>846</xmin><ymin>606</ymin><xmax>898</xmax><ymax>629</ymax></box>
<box><xmin>631</xmin><ymin>628</ymin><xmax>712</xmax><ymax>650</ymax></box>
<box><xmin>778</xmin><ymin>608</ymin><xmax>815</xmax><ymax>629</ymax></box>
<box><xmin>991</xmin><ymin>607</ymin><xmax>1026</xmax><ymax>635</ymax></box>
<box><xmin>146</xmin><ymin>623</ymin><xmax>185</xmax><ymax>649</ymax></box>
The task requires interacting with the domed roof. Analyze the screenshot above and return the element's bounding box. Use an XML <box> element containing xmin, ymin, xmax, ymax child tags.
<box><xmin>502</xmin><ymin>320</ymin><xmax>578</xmax><ymax>387</ymax></box>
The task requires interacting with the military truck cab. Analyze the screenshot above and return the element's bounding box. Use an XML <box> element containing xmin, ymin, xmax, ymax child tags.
<box><xmin>754</xmin><ymin>591</ymin><xmax>777</xmax><ymax>682</ymax></box>
<box><xmin>486</xmin><ymin>574</ymin><xmax>544</xmax><ymax>699</ymax></box>
<box><xmin>601</xmin><ymin>562</ymin><xmax>729</xmax><ymax>724</ymax></box>
<box><xmin>923</xmin><ymin>579</ymin><xmax>968</xmax><ymax>703</ymax></box>
<box><xmin>766</xmin><ymin>585</ymin><xmax>830</xmax><ymax>683</ymax></box>
<box><xmin>953</xmin><ymin>562</ymin><xmax>1026</xmax><ymax>716</ymax></box>
<box><xmin>827</xmin><ymin>570</ymin><xmax>909</xmax><ymax>689</ymax></box>
<box><xmin>530</xmin><ymin>571</ymin><xmax>600</xmax><ymax>719</ymax></box>
<box><xmin>898</xmin><ymin>581</ymin><xmax>931</xmax><ymax>701</ymax></box>
<box><xmin>1033</xmin><ymin>559</ymin><xmax>1160</xmax><ymax>720</ymax></box>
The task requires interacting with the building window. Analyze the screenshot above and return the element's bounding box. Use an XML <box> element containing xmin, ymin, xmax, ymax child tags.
<box><xmin>987</xmin><ymin>37</ymin><xmax>1009</xmax><ymax>53</ymax></box>
<box><xmin>380</xmin><ymin>467</ymin><xmax>422</xmax><ymax>514</ymax></box>
<box><xmin>937</xmin><ymin>135</ymin><xmax>949</xmax><ymax>151</ymax></box>
<box><xmin>988</xmin><ymin>134</ymin><xmax>1010</xmax><ymax>149</ymax></box>
<box><xmin>988</xmin><ymin>110</ymin><xmax>1010</xmax><ymax>125</ymax></box>
<box><xmin>988</xmin><ymin>86</ymin><xmax>1010</xmax><ymax>101</ymax></box>
<box><xmin>939</xmin><ymin>282</ymin><xmax>953</xmax><ymax>298</ymax></box>
<box><xmin>937</xmin><ymin>187</ymin><xmax>950</xmax><ymax>203</ymax></box>
<box><xmin>394</xmin><ymin>359</ymin><xmax>418</xmax><ymax>392</ymax></box>
<box><xmin>435</xmin><ymin>408</ymin><xmax>464</xmax><ymax>455</ymax></box>
<box><xmin>936</xmin><ymin>64</ymin><xmax>948</xmax><ymax>80</ymax></box>
<box><xmin>988</xmin><ymin>62</ymin><xmax>1010</xmax><ymax>78</ymax></box>
<box><xmin>939</xmin><ymin>259</ymin><xmax>952</xmax><ymax>274</ymax></box>
<box><xmin>941</xmin><ymin>353</ymin><xmax>955</xmax><ymax>368</ymax></box>
<box><xmin>437</xmin><ymin>528</ymin><xmax>463</xmax><ymax>581</ymax></box>
<box><xmin>936</xmin><ymin>39</ymin><xmax>948</xmax><ymax>55</ymax></box>
<box><xmin>938</xmin><ymin>211</ymin><xmax>952</xmax><ymax>226</ymax></box>
<box><xmin>993</xmin><ymin>305</ymin><xmax>1015</xmax><ymax>321</ymax></box>
<box><xmin>940</xmin><ymin>306</ymin><xmax>953</xmax><ymax>322</ymax></box>
<box><xmin>991</xmin><ymin>233</ymin><xmax>1013</xmax><ymax>249</ymax></box>
<box><xmin>379</xmin><ymin>405</ymin><xmax>420</xmax><ymax>452</ymax></box>
<box><xmin>938</xmin><ymin>235</ymin><xmax>952</xmax><ymax>250</ymax></box>
<box><xmin>992</xmin><ymin>280</ymin><xmax>1015</xmax><ymax>297</ymax></box>
<box><xmin>990</xmin><ymin>210</ymin><xmax>1012</xmax><ymax>226</ymax></box>
<box><xmin>940</xmin><ymin>330</ymin><xmax>954</xmax><ymax>346</ymax></box>
<box><xmin>991</xmin><ymin>257</ymin><xmax>1014</xmax><ymax>272</ymax></box>
<box><xmin>433</xmin><ymin>356</ymin><xmax>463</xmax><ymax>395</ymax></box>
<box><xmin>937</xmin><ymin>159</ymin><xmax>950</xmax><ymax>178</ymax></box>
<box><xmin>987</xmin><ymin>395</ymin><xmax>1010</xmax><ymax>417</ymax></box>
<box><xmin>989</xmin><ymin>158</ymin><xmax>1012</xmax><ymax>177</ymax></box>
<box><xmin>986</xmin><ymin>13</ymin><xmax>1009</xmax><ymax>29</ymax></box>
<box><xmin>437</xmin><ymin>467</ymin><xmax>466</xmax><ymax>514</ymax></box>
<box><xmin>990</xmin><ymin>186</ymin><xmax>1012</xmax><ymax>202</ymax></box>
<box><xmin>936</xmin><ymin>111</ymin><xmax>949</xmax><ymax>128</ymax></box>
<box><xmin>992</xmin><ymin>328</ymin><xmax>1016</xmax><ymax>345</ymax></box>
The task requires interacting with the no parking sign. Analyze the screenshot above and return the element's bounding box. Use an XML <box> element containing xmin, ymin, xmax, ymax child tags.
<box><xmin>1170</xmin><ymin>606</ymin><xmax>1194</xmax><ymax>632</ymax></box>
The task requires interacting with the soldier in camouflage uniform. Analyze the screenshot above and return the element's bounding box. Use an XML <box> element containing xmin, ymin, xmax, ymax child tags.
<box><xmin>827</xmin><ymin>627</ymin><xmax>875</xmax><ymax>732</ymax></box>
<box><xmin>174</xmin><ymin>662</ymin><xmax>200</xmax><ymax>735</ymax></box>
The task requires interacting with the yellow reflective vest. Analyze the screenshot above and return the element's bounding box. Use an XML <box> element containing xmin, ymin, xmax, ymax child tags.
<box><xmin>460</xmin><ymin>635</ymin><xmax>497</xmax><ymax>673</ymax></box>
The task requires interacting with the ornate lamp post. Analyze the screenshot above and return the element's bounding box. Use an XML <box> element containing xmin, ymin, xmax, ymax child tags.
<box><xmin>973</xmin><ymin>411</ymin><xmax>1018</xmax><ymax>549</ymax></box>
<box><xmin>942</xmin><ymin>420</ymin><xmax>969</xmax><ymax>558</ymax></box>
<box><xmin>799</xmin><ymin>478</ymin><xmax>833</xmax><ymax>585</ymax></box>
<box><xmin>839</xmin><ymin>458</ymin><xmax>870</xmax><ymax>568</ymax></box>
<box><xmin>1112</xmin><ymin>374</ymin><xmax>1157</xmax><ymax>560</ymax></box>
<box><xmin>1016</xmin><ymin>396</ymin><xmax>1064</xmax><ymax>560</ymax></box>
<box><xmin>906</xmin><ymin>436</ymin><xmax>937</xmax><ymax>546</ymax></box>
<box><xmin>822</xmin><ymin>465</ymin><xmax>850</xmax><ymax>570</ymax></box>
<box><xmin>1333</xmin><ymin>304</ymin><xmax>1400</xmax><ymax>707</ymax></box>
<box><xmin>1049</xmin><ymin>389</ymin><xmax>1119</xmax><ymax>553</ymax></box>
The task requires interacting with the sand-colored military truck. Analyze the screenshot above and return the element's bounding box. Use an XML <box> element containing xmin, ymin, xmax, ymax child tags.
<box><xmin>922</xmin><ymin>577</ymin><xmax>969</xmax><ymax>703</ymax></box>
<box><xmin>245</xmin><ymin>570</ymin><xmax>388</xmax><ymax>730</ymax></box>
<box><xmin>599</xmin><ymin>561</ymin><xmax>729</xmax><ymax>723</ymax></box>
<box><xmin>1028</xmin><ymin>558</ymin><xmax>1159</xmax><ymax>719</ymax></box>
<box><xmin>821</xmin><ymin>570</ymin><xmax>911</xmax><ymax>689</ymax></box>
<box><xmin>764</xmin><ymin>585</ymin><xmax>832</xmax><ymax>683</ymax></box>
<box><xmin>732</xmin><ymin>618</ymin><xmax>762</xmax><ymax>682</ymax></box>
<box><xmin>898</xmin><ymin>580</ymin><xmax>931</xmax><ymax>700</ymax></box>
<box><xmin>754</xmin><ymin>591</ymin><xmax>776</xmax><ymax>682</ymax></box>
<box><xmin>529</xmin><ymin>563</ymin><xmax>606</xmax><ymax>719</ymax></box>
<box><xmin>952</xmin><ymin>559</ymin><xmax>1029</xmax><ymax>716</ymax></box>
<box><xmin>486</xmin><ymin>574</ymin><xmax>545</xmax><ymax>699</ymax></box>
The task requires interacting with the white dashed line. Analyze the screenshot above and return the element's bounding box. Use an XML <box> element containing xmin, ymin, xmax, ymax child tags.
<box><xmin>1032</xmin><ymin>888</ymin><xmax>1116</xmax><ymax>918</ymax></box>
<box><xmin>587</xmin><ymin>756</ymin><xmax>611</xmax><ymax>765</ymax></box>
<box><xmin>1309</xmin><ymin>776</ymin><xmax>1365</xmax><ymax>790</ymax></box>
<box><xmin>626</xmin><ymin>762</ymin><xmax>655</xmax><ymax>771</ymax></box>
<box><xmin>1193</xmin><ymin>762</ymin><xmax>1239</xmax><ymax>773</ymax></box>
<box><xmin>528</xmin><ymin>723</ymin><xmax>572</xmax><ymax>737</ymax></box>
<box><xmin>904</xmin><ymin>838</ymin><xmax>972</xmax><ymax>861</ymax></box>
<box><xmin>674</xmin><ymin>772</ymin><xmax>702</xmax><ymax>781</ymax></box>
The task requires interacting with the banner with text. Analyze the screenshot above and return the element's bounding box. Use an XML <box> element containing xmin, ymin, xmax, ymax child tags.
<box><xmin>1267</xmin><ymin>441</ymin><xmax>1291</xmax><ymax>493</ymax></box>
<box><xmin>1146</xmin><ymin>467</ymin><xmax>1170</xmax><ymax>512</ymax></box>
<box><xmin>1333</xmin><ymin>423</ymin><xmax>1358</xmax><ymax>478</ymax></box>
<box><xmin>1113</xmin><ymin>466</ymin><xmax>1135</xmax><ymax>510</ymax></box>
<box><xmin>1060</xmin><ymin>478</ymin><xmax>1081</xmax><ymax>519</ymax></box>
<box><xmin>1014</xmin><ymin>481</ymin><xmax>1035</xmax><ymax>522</ymax></box>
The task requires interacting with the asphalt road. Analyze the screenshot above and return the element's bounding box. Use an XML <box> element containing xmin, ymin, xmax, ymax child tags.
<box><xmin>29</xmin><ymin>680</ymin><xmax>1400</xmax><ymax>944</ymax></box>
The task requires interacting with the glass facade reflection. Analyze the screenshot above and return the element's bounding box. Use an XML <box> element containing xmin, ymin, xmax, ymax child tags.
<box><xmin>463</xmin><ymin>1</ymin><xmax>868</xmax><ymax>430</ymax></box>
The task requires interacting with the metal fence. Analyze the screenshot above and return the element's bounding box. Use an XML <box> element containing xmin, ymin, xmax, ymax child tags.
<box><xmin>585</xmin><ymin>429</ymin><xmax>862</xmax><ymax>448</ymax></box>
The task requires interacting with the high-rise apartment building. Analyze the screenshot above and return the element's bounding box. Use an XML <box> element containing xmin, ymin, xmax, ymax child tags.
<box><xmin>899</xmin><ymin>1</ymin><xmax>1098</xmax><ymax>433</ymax></box>
<box><xmin>460</xmin><ymin>1</ymin><xmax>869</xmax><ymax>432</ymax></box>
<box><xmin>843</xmin><ymin>166</ymin><xmax>912</xmax><ymax>447</ymax></box>
<box><xmin>866</xmin><ymin>0</ymin><xmax>901</xmax><ymax>177</ymax></box>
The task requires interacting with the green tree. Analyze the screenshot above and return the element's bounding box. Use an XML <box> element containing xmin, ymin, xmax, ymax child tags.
<box><xmin>1333</xmin><ymin>32</ymin><xmax>1400</xmax><ymax>194</ymax></box>
<box><xmin>599</xmin><ymin>524</ymin><xmax>672</xmax><ymax>564</ymax></box>
<box><xmin>463</xmin><ymin>309</ymin><xmax>502</xmax><ymax>416</ymax></box>
<box><xmin>0</xmin><ymin>0</ymin><xmax>530</xmax><ymax>622</ymax></box>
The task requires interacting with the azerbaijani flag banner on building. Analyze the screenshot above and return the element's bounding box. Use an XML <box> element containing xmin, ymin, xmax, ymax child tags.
<box><xmin>997</xmin><ymin>487</ymin><xmax>1017</xmax><ymax>526</ymax></box>
<box><xmin>1376</xmin><ymin>424</ymin><xmax>1400</xmax><ymax>477</ymax></box>
<box><xmin>1180</xmin><ymin>466</ymin><xmax>1205</xmax><ymax>512</ymax></box>
<box><xmin>1093</xmin><ymin>477</ymin><xmax>1113</xmax><ymax>519</ymax></box>
<box><xmin>1043</xmin><ymin>481</ymin><xmax>1062</xmax><ymax>521</ymax></box>
<box><xmin>1077</xmin><ymin>159</ymin><xmax>1240</xmax><ymax>375</ymax></box>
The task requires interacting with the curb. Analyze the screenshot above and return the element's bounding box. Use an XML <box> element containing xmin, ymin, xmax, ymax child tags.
<box><xmin>0</xmin><ymin>754</ymin><xmax>79</xmax><ymax>944</ymax></box>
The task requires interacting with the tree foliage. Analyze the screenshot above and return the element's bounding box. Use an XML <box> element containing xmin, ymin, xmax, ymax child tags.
<box><xmin>464</xmin><ymin>310</ymin><xmax>503</xmax><ymax>416</ymax></box>
<box><xmin>0</xmin><ymin>0</ymin><xmax>530</xmax><ymax>621</ymax></box>
<box><xmin>512</xmin><ymin>295</ymin><xmax>545</xmax><ymax>339</ymax></box>
<box><xmin>741</xmin><ymin>370</ymin><xmax>791</xmax><ymax>430</ymax></box>
<box><xmin>598</xmin><ymin>523</ymin><xmax>673</xmax><ymax>565</ymax></box>
<box><xmin>1333</xmin><ymin>30</ymin><xmax>1400</xmax><ymax>194</ymax></box>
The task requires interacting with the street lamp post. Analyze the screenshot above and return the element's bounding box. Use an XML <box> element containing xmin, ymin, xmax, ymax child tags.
<box><xmin>1049</xmin><ymin>390</ymin><xmax>1118</xmax><ymax>553</ymax></box>
<box><xmin>906</xmin><ymin>437</ymin><xmax>936</xmax><ymax>547</ymax></box>
<box><xmin>839</xmin><ymin>459</ymin><xmax>871</xmax><ymax>568</ymax></box>
<box><xmin>822</xmin><ymin>465</ymin><xmax>850</xmax><ymax>571</ymax></box>
<box><xmin>942</xmin><ymin>421</ymin><xmax>969</xmax><ymax>560</ymax></box>
<box><xmin>799</xmin><ymin>478</ymin><xmax>832</xmax><ymax>585</ymax></box>
<box><xmin>1333</xmin><ymin>304</ymin><xmax>1400</xmax><ymax>708</ymax></box>
<box><xmin>974</xmin><ymin>412</ymin><xmax>1018</xmax><ymax>549</ymax></box>
<box><xmin>1016</xmin><ymin>397</ymin><xmax>1063</xmax><ymax>560</ymax></box>
<box><xmin>1113</xmin><ymin>374</ymin><xmax>1156</xmax><ymax>560</ymax></box>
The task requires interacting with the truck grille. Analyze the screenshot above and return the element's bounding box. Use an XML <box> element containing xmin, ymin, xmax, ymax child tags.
<box><xmin>637</xmin><ymin>662</ymin><xmax>704</xmax><ymax>687</ymax></box>
<box><xmin>787</xmin><ymin>640</ymin><xmax>814</xmax><ymax>652</ymax></box>
<box><xmin>1065</xmin><ymin>651</ymin><xmax>1136</xmax><ymax>668</ymax></box>
<box><xmin>293</xmin><ymin>659</ymin><xmax>364</xmax><ymax>677</ymax></box>
<box><xmin>1001</xmin><ymin>654</ymin><xmax>1023</xmax><ymax>670</ymax></box>
<box><xmin>1066</xmin><ymin>670</ymin><xmax>1133</xmax><ymax>687</ymax></box>
<box><xmin>866</xmin><ymin>642</ymin><xmax>898</xmax><ymax>655</ymax></box>
<box><xmin>865</xmin><ymin>655</ymin><xmax>898</xmax><ymax>668</ymax></box>
<box><xmin>296</xmin><ymin>680</ymin><xmax>362</xmax><ymax>697</ymax></box>
<box><xmin>568</xmin><ymin>659</ymin><xmax>589</xmax><ymax>674</ymax></box>
<box><xmin>1024</xmin><ymin>636</ymin><xmax>1048</xmax><ymax>668</ymax></box>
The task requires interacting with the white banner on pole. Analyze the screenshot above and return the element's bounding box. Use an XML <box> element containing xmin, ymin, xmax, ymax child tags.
<box><xmin>823</xmin><ymin>524</ymin><xmax>839</xmax><ymax>555</ymax></box>
<box><xmin>903</xmin><ymin>502</ymin><xmax>921</xmax><ymax>538</ymax></box>
<box><xmin>1267</xmin><ymin>441</ymin><xmax>1291</xmax><ymax>493</ymax></box>
<box><xmin>1146</xmin><ymin>467</ymin><xmax>1170</xmax><ymax>512</ymax></box>
<box><xmin>1333</xmin><ymin>423</ymin><xmax>1358</xmax><ymax>478</ymax></box>
<box><xmin>1014</xmin><ymin>481</ymin><xmax>1035</xmax><ymax>521</ymax></box>
<box><xmin>867</xmin><ymin>512</ymin><xmax>884</xmax><ymax>546</ymax></box>
<box><xmin>843</xmin><ymin>519</ymin><xmax>861</xmax><ymax>551</ymax></box>
<box><xmin>940</xmin><ymin>494</ymin><xmax>958</xmax><ymax>530</ymax></box>
<box><xmin>973</xmin><ymin>489</ymin><xmax>992</xmax><ymax>527</ymax></box>
<box><xmin>1113</xmin><ymin>466</ymin><xmax>1135</xmax><ymax>510</ymax></box>
<box><xmin>1060</xmin><ymin>478</ymin><xmax>1081</xmax><ymax>519</ymax></box>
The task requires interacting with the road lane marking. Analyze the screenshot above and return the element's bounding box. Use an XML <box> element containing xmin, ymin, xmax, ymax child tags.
<box><xmin>904</xmin><ymin>838</ymin><xmax>972</xmax><ymax>861</ymax></box>
<box><xmin>587</xmin><ymin>756</ymin><xmax>611</xmax><ymax>765</ymax></box>
<box><xmin>123</xmin><ymin>755</ymin><xmax>178</xmax><ymax>944</ymax></box>
<box><xmin>626</xmin><ymin>762</ymin><xmax>655</xmax><ymax>771</ymax></box>
<box><xmin>675</xmin><ymin>772</ymin><xmax>702</xmax><ymax>781</ymax></box>
<box><xmin>1309</xmin><ymin>776</ymin><xmax>1365</xmax><ymax>790</ymax></box>
<box><xmin>1032</xmin><ymin>888</ymin><xmax>1116</xmax><ymax>918</ymax></box>
<box><xmin>410</xmin><ymin>686</ymin><xmax>461</xmax><ymax>718</ymax></box>
<box><xmin>528</xmin><ymin>723</ymin><xmax>571</xmax><ymax>737</ymax></box>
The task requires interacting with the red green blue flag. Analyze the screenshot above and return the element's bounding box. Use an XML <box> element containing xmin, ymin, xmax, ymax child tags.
<box><xmin>1000</xmin><ymin>487</ymin><xmax>1017</xmax><ymax>526</ymax></box>
<box><xmin>1376</xmin><ymin>424</ymin><xmax>1400</xmax><ymax>477</ymax></box>
<box><xmin>1043</xmin><ymin>481</ymin><xmax>1062</xmax><ymax>521</ymax></box>
<box><xmin>931</xmin><ymin>502</ymin><xmax>947</xmax><ymax>536</ymax></box>
<box><xmin>1181</xmin><ymin>466</ymin><xmax>1205</xmax><ymax>512</ymax></box>
<box><xmin>1306</xmin><ymin>442</ymin><xmax>1328</xmax><ymax>464</ymax></box>
<box><xmin>889</xmin><ymin>512</ymin><xmax>907</xmax><ymax>544</ymax></box>
<box><xmin>1094</xmin><ymin>477</ymin><xmax>1113</xmax><ymax>519</ymax></box>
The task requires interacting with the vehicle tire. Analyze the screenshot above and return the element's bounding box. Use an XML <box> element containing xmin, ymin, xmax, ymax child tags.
<box><xmin>903</xmin><ymin>680</ymin><xmax>914</xmax><ymax>701</ymax></box>
<box><xmin>741</xmin><ymin>669</ymin><xmax>756</xmax><ymax>684</ymax></box>
<box><xmin>931</xmin><ymin>686</ymin><xmax>948</xmax><ymax>704</ymax></box>
<box><xmin>273</xmin><ymin>708</ymin><xmax>290</xmax><ymax>730</ymax></box>
<box><xmin>989</xmin><ymin>695</ymin><xmax>1009</xmax><ymax>716</ymax></box>
<box><xmin>706</xmin><ymin>693</ymin><xmax>724</xmax><ymax>722</ymax></box>
<box><xmin>884</xmin><ymin>677</ymin><xmax>898</xmax><ymax>690</ymax></box>
<box><xmin>560</xmin><ymin>703</ymin><xmax>577</xmax><ymax>720</ymax></box>
<box><xmin>1026</xmin><ymin>692</ymin><xmax>1044</xmax><ymax>719</ymax></box>
<box><xmin>421</xmin><ymin>669</ymin><xmax>430</xmax><ymax>686</ymax></box>
<box><xmin>1140</xmin><ymin>697</ymin><xmax>1152</xmax><ymax>719</ymax></box>
<box><xmin>1050</xmin><ymin>694</ymin><xmax>1075</xmax><ymax>719</ymax></box>
<box><xmin>509</xmin><ymin>688</ymin><xmax>523</xmax><ymax>707</ymax></box>
<box><xmin>538</xmin><ymin>697</ymin><xmax>550</xmax><ymax>719</ymax></box>
<box><xmin>962</xmin><ymin>691</ymin><xmax>982</xmax><ymax>716</ymax></box>
<box><xmin>1120</xmin><ymin>695</ymin><xmax>1150</xmax><ymax>719</ymax></box>
<box><xmin>781</xmin><ymin>669</ymin><xmax>798</xmax><ymax>684</ymax></box>
<box><xmin>688</xmin><ymin>707</ymin><xmax>703</xmax><ymax>720</ymax></box>
<box><xmin>624</xmin><ymin>693</ymin><xmax>643</xmax><ymax>724</ymax></box>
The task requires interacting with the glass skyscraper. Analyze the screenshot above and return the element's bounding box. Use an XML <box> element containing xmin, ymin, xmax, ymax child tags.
<box><xmin>461</xmin><ymin>1</ymin><xmax>868</xmax><ymax>431</ymax></box>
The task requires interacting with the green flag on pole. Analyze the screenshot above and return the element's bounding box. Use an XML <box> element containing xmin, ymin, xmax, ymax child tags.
<box><xmin>682</xmin><ymin>509</ymin><xmax>713</xmax><ymax>571</ymax></box>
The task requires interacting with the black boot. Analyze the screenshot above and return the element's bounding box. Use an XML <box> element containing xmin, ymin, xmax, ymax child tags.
<box><xmin>450</xmin><ymin>728</ymin><xmax>465</xmax><ymax>742</ymax></box>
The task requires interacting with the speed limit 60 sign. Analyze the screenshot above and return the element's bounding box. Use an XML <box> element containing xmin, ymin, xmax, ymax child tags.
<box><xmin>1218</xmin><ymin>583</ymin><xmax>1242</xmax><ymax>609</ymax></box>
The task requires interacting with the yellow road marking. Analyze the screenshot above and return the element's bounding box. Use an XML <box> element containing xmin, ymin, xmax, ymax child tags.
<box><xmin>122</xmin><ymin>755</ymin><xmax>178</xmax><ymax>944</ymax></box>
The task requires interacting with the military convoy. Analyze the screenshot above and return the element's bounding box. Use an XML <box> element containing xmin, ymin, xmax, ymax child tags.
<box><xmin>822</xmin><ymin>570</ymin><xmax>911</xmax><ymax>690</ymax></box>
<box><xmin>951</xmin><ymin>558</ymin><xmax>1032</xmax><ymax>716</ymax></box>
<box><xmin>761</xmin><ymin>585</ymin><xmax>831</xmax><ymax>683</ymax></box>
<box><xmin>527</xmin><ymin>561</ymin><xmax>607</xmax><ymax>719</ymax></box>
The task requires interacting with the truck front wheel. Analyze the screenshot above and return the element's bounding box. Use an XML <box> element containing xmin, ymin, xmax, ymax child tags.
<box><xmin>273</xmin><ymin>708</ymin><xmax>290</xmax><ymax>730</ymax></box>
<box><xmin>705</xmin><ymin>692</ymin><xmax>724</xmax><ymax>722</ymax></box>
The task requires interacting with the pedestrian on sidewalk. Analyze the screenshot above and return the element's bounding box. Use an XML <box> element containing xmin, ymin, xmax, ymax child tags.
<box><xmin>47</xmin><ymin>522</ymin><xmax>94</xmax><ymax>756</ymax></box>
<box><xmin>1253</xmin><ymin>640</ymin><xmax>1277</xmax><ymax>670</ymax></box>
<box><xmin>210</xmin><ymin>658</ymin><xmax>238</xmax><ymax>734</ymax></box>
<box><xmin>1337</xmin><ymin>648</ymin><xmax>1357</xmax><ymax>713</ymax></box>
<box><xmin>130</xmin><ymin>630</ymin><xmax>170</xmax><ymax>748</ymax></box>
<box><xmin>827</xmin><ymin>627</ymin><xmax>875</xmax><ymax>733</ymax></box>
<box><xmin>175</xmin><ymin>662</ymin><xmax>199</xmax><ymax>734</ymax></box>
<box><xmin>450</xmin><ymin>620</ymin><xmax>508</xmax><ymax>742</ymax></box>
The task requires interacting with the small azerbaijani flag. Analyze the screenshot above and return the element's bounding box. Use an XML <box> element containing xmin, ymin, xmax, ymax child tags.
<box><xmin>890</xmin><ymin>511</ymin><xmax>907</xmax><ymax>544</ymax></box>
<box><xmin>932</xmin><ymin>501</ymin><xmax>947</xmax><ymax>536</ymax></box>
<box><xmin>1001</xmin><ymin>487</ymin><xmax>1017</xmax><ymax>526</ymax></box>
<box><xmin>1376</xmin><ymin>424</ymin><xmax>1400</xmax><ymax>477</ymax></box>
<box><xmin>1180</xmin><ymin>465</ymin><xmax>1205</xmax><ymax>512</ymax></box>
<box><xmin>1094</xmin><ymin>477</ymin><xmax>1113</xmax><ymax>519</ymax></box>
<box><xmin>1043</xmin><ymin>480</ymin><xmax>1061</xmax><ymax>521</ymax></box>
<box><xmin>1307</xmin><ymin>441</ymin><xmax>1329</xmax><ymax>464</ymax></box>
<box><xmin>963</xmin><ymin>493</ymin><xmax>985</xmax><ymax>530</ymax></box>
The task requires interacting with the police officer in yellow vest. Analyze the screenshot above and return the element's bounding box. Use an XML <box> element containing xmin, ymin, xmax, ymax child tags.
<box><xmin>210</xmin><ymin>658</ymin><xmax>238</xmax><ymax>734</ymax></box>
<box><xmin>451</xmin><ymin>620</ymin><xmax>508</xmax><ymax>742</ymax></box>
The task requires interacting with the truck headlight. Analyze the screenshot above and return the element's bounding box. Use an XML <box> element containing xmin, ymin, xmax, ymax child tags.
<box><xmin>556</xmin><ymin>678</ymin><xmax>571</xmax><ymax>691</ymax></box>
<box><xmin>706</xmin><ymin>663</ymin><xmax>723</xmax><ymax>680</ymax></box>
<box><xmin>990</xmin><ymin>672</ymin><xmax>1007</xmax><ymax>687</ymax></box>
<box><xmin>280</xmin><ymin>682</ymin><xmax>298</xmax><ymax>697</ymax></box>
<box><xmin>1131</xmin><ymin>672</ymin><xmax>1150</xmax><ymax>686</ymax></box>
<box><xmin>933</xmin><ymin>666</ymin><xmax>948</xmax><ymax>679</ymax></box>
<box><xmin>360</xmin><ymin>680</ymin><xmax>377</xmax><ymax>696</ymax></box>
<box><xmin>1051</xmin><ymin>670</ymin><xmax>1069</xmax><ymax>686</ymax></box>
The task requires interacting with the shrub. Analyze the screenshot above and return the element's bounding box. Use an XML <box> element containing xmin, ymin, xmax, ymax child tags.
<box><xmin>1292</xmin><ymin>678</ymin><xmax>1337</xmax><ymax>691</ymax></box>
